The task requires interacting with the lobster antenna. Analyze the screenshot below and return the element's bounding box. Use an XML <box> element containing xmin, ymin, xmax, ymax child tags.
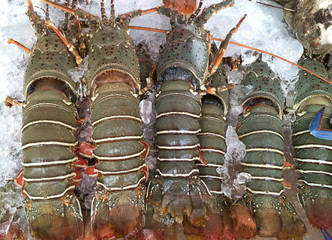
<box><xmin>188</xmin><ymin>0</ymin><xmax>203</xmax><ymax>23</ymax></box>
<box><xmin>71</xmin><ymin>0</ymin><xmax>77</xmax><ymax>7</ymax></box>
<box><xmin>100</xmin><ymin>0</ymin><xmax>108</xmax><ymax>23</ymax></box>
<box><xmin>46</xmin><ymin>20</ymin><xmax>82</xmax><ymax>65</ymax></box>
<box><xmin>8</xmin><ymin>38</ymin><xmax>31</xmax><ymax>54</ymax></box>
<box><xmin>247</xmin><ymin>0</ymin><xmax>295</xmax><ymax>12</ymax></box>
<box><xmin>209</xmin><ymin>14</ymin><xmax>247</xmax><ymax>74</ymax></box>
<box><xmin>38</xmin><ymin>0</ymin><xmax>75</xmax><ymax>15</ymax></box>
<box><xmin>65</xmin><ymin>0</ymin><xmax>69</xmax><ymax>25</ymax></box>
<box><xmin>129</xmin><ymin>25</ymin><xmax>332</xmax><ymax>86</ymax></box>
<box><xmin>34</xmin><ymin>6</ymin><xmax>48</xmax><ymax>17</ymax></box>
<box><xmin>211</xmin><ymin>35</ymin><xmax>332</xmax><ymax>85</ymax></box>
<box><xmin>45</xmin><ymin>4</ymin><xmax>50</xmax><ymax>20</ymax></box>
<box><xmin>110</xmin><ymin>0</ymin><xmax>115</xmax><ymax>26</ymax></box>
<box><xmin>27</xmin><ymin>0</ymin><xmax>34</xmax><ymax>11</ymax></box>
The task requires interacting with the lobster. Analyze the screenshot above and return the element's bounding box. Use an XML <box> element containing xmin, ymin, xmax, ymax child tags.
<box><xmin>145</xmin><ymin>0</ymin><xmax>246</xmax><ymax>238</ymax></box>
<box><xmin>10</xmin><ymin>0</ymin><xmax>84</xmax><ymax>239</ymax></box>
<box><xmin>36</xmin><ymin>0</ymin><xmax>156</xmax><ymax>238</ymax></box>
<box><xmin>196</xmin><ymin>45</ymin><xmax>234</xmax><ymax>239</ymax></box>
<box><xmin>230</xmin><ymin>59</ymin><xmax>306</xmax><ymax>239</ymax></box>
<box><xmin>291</xmin><ymin>56</ymin><xmax>332</xmax><ymax>235</ymax></box>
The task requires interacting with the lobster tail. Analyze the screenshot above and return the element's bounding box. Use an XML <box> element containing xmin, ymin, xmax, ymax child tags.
<box><xmin>197</xmin><ymin>63</ymin><xmax>235</xmax><ymax>239</ymax></box>
<box><xmin>22</xmin><ymin>89</ymin><xmax>83</xmax><ymax>239</ymax></box>
<box><xmin>90</xmin><ymin>83</ymin><xmax>148</xmax><ymax>238</ymax></box>
<box><xmin>147</xmin><ymin>79</ymin><xmax>210</xmax><ymax>229</ymax></box>
<box><xmin>231</xmin><ymin>60</ymin><xmax>306</xmax><ymax>239</ymax></box>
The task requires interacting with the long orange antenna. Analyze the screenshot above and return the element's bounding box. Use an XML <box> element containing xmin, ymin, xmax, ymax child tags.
<box><xmin>46</xmin><ymin>21</ymin><xmax>82</xmax><ymax>65</ymax></box>
<box><xmin>8</xmin><ymin>39</ymin><xmax>31</xmax><ymax>54</ymax></box>
<box><xmin>38</xmin><ymin>0</ymin><xmax>74</xmax><ymax>14</ymax></box>
<box><xmin>129</xmin><ymin>25</ymin><xmax>332</xmax><ymax>86</ymax></box>
<box><xmin>129</xmin><ymin>26</ymin><xmax>167</xmax><ymax>34</ymax></box>
<box><xmin>247</xmin><ymin>0</ymin><xmax>295</xmax><ymax>12</ymax></box>
<box><xmin>211</xmin><ymin>37</ymin><xmax>332</xmax><ymax>85</ymax></box>
<box><xmin>141</xmin><ymin>7</ymin><xmax>158</xmax><ymax>15</ymax></box>
<box><xmin>27</xmin><ymin>0</ymin><xmax>34</xmax><ymax>11</ymax></box>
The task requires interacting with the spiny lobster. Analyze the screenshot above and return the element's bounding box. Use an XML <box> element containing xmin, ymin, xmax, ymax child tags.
<box><xmin>5</xmin><ymin>0</ymin><xmax>332</xmax><ymax>239</ymax></box>
<box><xmin>230</xmin><ymin>60</ymin><xmax>306</xmax><ymax>239</ymax></box>
<box><xmin>12</xmin><ymin>0</ymin><xmax>84</xmax><ymax>239</ymax></box>
<box><xmin>291</xmin><ymin>56</ymin><xmax>332</xmax><ymax>234</ymax></box>
<box><xmin>274</xmin><ymin>0</ymin><xmax>332</xmax><ymax>237</ymax></box>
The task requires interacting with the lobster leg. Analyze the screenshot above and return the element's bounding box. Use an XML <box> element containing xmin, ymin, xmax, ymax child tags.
<box><xmin>292</xmin><ymin>57</ymin><xmax>332</xmax><ymax>232</ymax></box>
<box><xmin>209</xmin><ymin>14</ymin><xmax>247</xmax><ymax>74</ymax></box>
<box><xmin>231</xmin><ymin>60</ymin><xmax>306</xmax><ymax>239</ymax></box>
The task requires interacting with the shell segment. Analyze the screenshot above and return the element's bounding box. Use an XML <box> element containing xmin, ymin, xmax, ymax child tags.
<box><xmin>24</xmin><ymin>34</ymin><xmax>78</xmax><ymax>100</ymax></box>
<box><xmin>239</xmin><ymin>61</ymin><xmax>284</xmax><ymax>116</ymax></box>
<box><xmin>86</xmin><ymin>26</ymin><xmax>140</xmax><ymax>92</ymax></box>
<box><xmin>293</xmin><ymin>57</ymin><xmax>332</xmax><ymax>109</ymax></box>
<box><xmin>156</xmin><ymin>11</ymin><xmax>210</xmax><ymax>86</ymax></box>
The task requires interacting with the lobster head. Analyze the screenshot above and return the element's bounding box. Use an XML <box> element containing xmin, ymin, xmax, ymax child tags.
<box><xmin>24</xmin><ymin>1</ymin><xmax>79</xmax><ymax>103</ymax></box>
<box><xmin>156</xmin><ymin>0</ymin><xmax>235</xmax><ymax>90</ymax></box>
<box><xmin>84</xmin><ymin>15</ymin><xmax>141</xmax><ymax>96</ymax></box>
<box><xmin>239</xmin><ymin>60</ymin><xmax>284</xmax><ymax>118</ymax></box>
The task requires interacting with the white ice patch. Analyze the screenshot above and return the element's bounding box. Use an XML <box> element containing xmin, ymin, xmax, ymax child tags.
<box><xmin>320</xmin><ymin>24</ymin><xmax>332</xmax><ymax>45</ymax></box>
<box><xmin>318</xmin><ymin>0</ymin><xmax>332</xmax><ymax>9</ymax></box>
<box><xmin>220</xmin><ymin>85</ymin><xmax>253</xmax><ymax>199</ymax></box>
<box><xmin>140</xmin><ymin>90</ymin><xmax>157</xmax><ymax>172</ymax></box>
<box><xmin>227</xmin><ymin>70</ymin><xmax>243</xmax><ymax>85</ymax></box>
<box><xmin>205</xmin><ymin>0</ymin><xmax>303</xmax><ymax>81</ymax></box>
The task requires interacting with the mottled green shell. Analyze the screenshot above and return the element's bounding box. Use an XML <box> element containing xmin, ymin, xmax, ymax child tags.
<box><xmin>206</xmin><ymin>65</ymin><xmax>229</xmax><ymax>117</ymax></box>
<box><xmin>24</xmin><ymin>34</ymin><xmax>78</xmax><ymax>100</ymax></box>
<box><xmin>156</xmin><ymin>19</ymin><xmax>210</xmax><ymax>84</ymax></box>
<box><xmin>293</xmin><ymin>105</ymin><xmax>332</xmax><ymax>201</ymax></box>
<box><xmin>293</xmin><ymin>57</ymin><xmax>332</xmax><ymax>108</ymax></box>
<box><xmin>240</xmin><ymin>61</ymin><xmax>284</xmax><ymax>116</ymax></box>
<box><xmin>86</xmin><ymin>26</ymin><xmax>140</xmax><ymax>91</ymax></box>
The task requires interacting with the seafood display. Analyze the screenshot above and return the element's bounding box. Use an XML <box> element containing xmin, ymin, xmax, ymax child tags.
<box><xmin>2</xmin><ymin>0</ymin><xmax>332</xmax><ymax>239</ymax></box>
